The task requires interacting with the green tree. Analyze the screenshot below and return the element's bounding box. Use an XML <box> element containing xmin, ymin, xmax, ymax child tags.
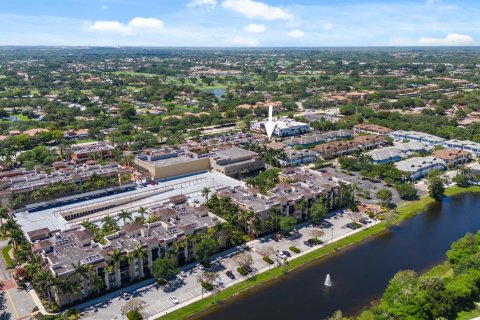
<box><xmin>309</xmin><ymin>201</ymin><xmax>327</xmax><ymax>224</ymax></box>
<box><xmin>452</xmin><ymin>174</ymin><xmax>470</xmax><ymax>188</ymax></box>
<box><xmin>376</xmin><ymin>189</ymin><xmax>393</xmax><ymax>207</ymax></box>
<box><xmin>279</xmin><ymin>216</ymin><xmax>297</xmax><ymax>234</ymax></box>
<box><xmin>194</xmin><ymin>238</ymin><xmax>218</xmax><ymax>264</ymax></box>
<box><xmin>427</xmin><ymin>170</ymin><xmax>446</xmax><ymax>201</ymax></box>
<box><xmin>395</xmin><ymin>183</ymin><xmax>417</xmax><ymax>200</ymax></box>
<box><xmin>152</xmin><ymin>258</ymin><xmax>178</xmax><ymax>282</ymax></box>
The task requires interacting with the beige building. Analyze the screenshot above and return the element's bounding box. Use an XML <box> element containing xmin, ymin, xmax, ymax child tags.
<box><xmin>134</xmin><ymin>147</ymin><xmax>264</xmax><ymax>180</ymax></box>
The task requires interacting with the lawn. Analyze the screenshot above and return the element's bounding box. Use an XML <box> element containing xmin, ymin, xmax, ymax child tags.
<box><xmin>2</xmin><ymin>245</ymin><xmax>13</xmax><ymax>268</ymax></box>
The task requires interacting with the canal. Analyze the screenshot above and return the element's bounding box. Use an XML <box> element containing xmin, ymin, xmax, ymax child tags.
<box><xmin>192</xmin><ymin>193</ymin><xmax>480</xmax><ymax>320</ymax></box>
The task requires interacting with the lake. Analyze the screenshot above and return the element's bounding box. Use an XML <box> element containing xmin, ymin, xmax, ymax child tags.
<box><xmin>192</xmin><ymin>193</ymin><xmax>480</xmax><ymax>320</ymax></box>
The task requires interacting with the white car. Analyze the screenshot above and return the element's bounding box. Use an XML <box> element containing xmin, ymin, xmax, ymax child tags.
<box><xmin>179</xmin><ymin>271</ymin><xmax>187</xmax><ymax>278</ymax></box>
<box><xmin>169</xmin><ymin>295</ymin><xmax>179</xmax><ymax>304</ymax></box>
<box><xmin>215</xmin><ymin>278</ymin><xmax>224</xmax><ymax>286</ymax></box>
<box><xmin>196</xmin><ymin>263</ymin><xmax>205</xmax><ymax>270</ymax></box>
<box><xmin>276</xmin><ymin>250</ymin><xmax>287</xmax><ymax>259</ymax></box>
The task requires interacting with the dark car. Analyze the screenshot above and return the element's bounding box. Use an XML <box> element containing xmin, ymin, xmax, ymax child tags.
<box><xmin>282</xmin><ymin>250</ymin><xmax>291</xmax><ymax>257</ymax></box>
<box><xmin>244</xmin><ymin>266</ymin><xmax>253</xmax><ymax>273</ymax></box>
<box><xmin>226</xmin><ymin>271</ymin><xmax>236</xmax><ymax>280</ymax></box>
<box><xmin>304</xmin><ymin>240</ymin><xmax>314</xmax><ymax>247</ymax></box>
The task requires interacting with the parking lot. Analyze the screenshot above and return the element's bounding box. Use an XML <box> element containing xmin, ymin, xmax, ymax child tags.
<box><xmin>322</xmin><ymin>166</ymin><xmax>428</xmax><ymax>207</ymax></box>
<box><xmin>80</xmin><ymin>210</ymin><xmax>376</xmax><ymax>320</ymax></box>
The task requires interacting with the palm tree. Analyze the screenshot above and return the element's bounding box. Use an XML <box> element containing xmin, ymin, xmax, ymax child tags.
<box><xmin>34</xmin><ymin>270</ymin><xmax>57</xmax><ymax>307</ymax></box>
<box><xmin>0</xmin><ymin>208</ymin><xmax>8</xmax><ymax>231</ymax></box>
<box><xmin>127</xmin><ymin>244</ymin><xmax>146</xmax><ymax>281</ymax></box>
<box><xmin>9</xmin><ymin>229</ymin><xmax>24</xmax><ymax>251</ymax></box>
<box><xmin>108</xmin><ymin>249</ymin><xmax>124</xmax><ymax>287</ymax></box>
<box><xmin>59</xmin><ymin>281</ymin><xmax>80</xmax><ymax>306</ymax></box>
<box><xmin>295</xmin><ymin>198</ymin><xmax>308</xmax><ymax>220</ymax></box>
<box><xmin>201</xmin><ymin>187</ymin><xmax>211</xmax><ymax>203</ymax></box>
<box><xmin>137</xmin><ymin>207</ymin><xmax>147</xmax><ymax>221</ymax></box>
<box><xmin>102</xmin><ymin>215</ymin><xmax>119</xmax><ymax>234</ymax></box>
<box><xmin>117</xmin><ymin>210</ymin><xmax>132</xmax><ymax>225</ymax></box>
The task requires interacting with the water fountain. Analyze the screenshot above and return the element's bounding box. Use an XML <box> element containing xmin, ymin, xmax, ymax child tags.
<box><xmin>324</xmin><ymin>273</ymin><xmax>332</xmax><ymax>287</ymax></box>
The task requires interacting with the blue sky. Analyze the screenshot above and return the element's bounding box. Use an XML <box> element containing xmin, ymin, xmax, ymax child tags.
<box><xmin>0</xmin><ymin>0</ymin><xmax>478</xmax><ymax>46</ymax></box>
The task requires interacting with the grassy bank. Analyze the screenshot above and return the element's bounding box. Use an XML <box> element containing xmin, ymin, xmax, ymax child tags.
<box><xmin>2</xmin><ymin>245</ymin><xmax>13</xmax><ymax>268</ymax></box>
<box><xmin>157</xmin><ymin>185</ymin><xmax>480</xmax><ymax>320</ymax></box>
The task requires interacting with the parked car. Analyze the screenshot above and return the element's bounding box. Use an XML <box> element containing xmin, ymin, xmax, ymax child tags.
<box><xmin>215</xmin><ymin>278</ymin><xmax>224</xmax><ymax>286</ymax></box>
<box><xmin>169</xmin><ymin>295</ymin><xmax>179</xmax><ymax>304</ymax></box>
<box><xmin>244</xmin><ymin>265</ymin><xmax>253</xmax><ymax>273</ymax></box>
<box><xmin>282</xmin><ymin>250</ymin><xmax>291</xmax><ymax>257</ymax></box>
<box><xmin>272</xmin><ymin>234</ymin><xmax>283</xmax><ymax>242</ymax></box>
<box><xmin>276</xmin><ymin>250</ymin><xmax>287</xmax><ymax>259</ymax></box>
<box><xmin>179</xmin><ymin>271</ymin><xmax>187</xmax><ymax>278</ymax></box>
<box><xmin>304</xmin><ymin>239</ymin><xmax>319</xmax><ymax>247</ymax></box>
<box><xmin>226</xmin><ymin>271</ymin><xmax>236</xmax><ymax>280</ymax></box>
<box><xmin>360</xmin><ymin>218</ymin><xmax>372</xmax><ymax>224</ymax></box>
<box><xmin>196</xmin><ymin>263</ymin><xmax>205</xmax><ymax>270</ymax></box>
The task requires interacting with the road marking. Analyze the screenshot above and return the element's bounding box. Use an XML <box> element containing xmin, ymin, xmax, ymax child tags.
<box><xmin>5</xmin><ymin>289</ymin><xmax>20</xmax><ymax>319</ymax></box>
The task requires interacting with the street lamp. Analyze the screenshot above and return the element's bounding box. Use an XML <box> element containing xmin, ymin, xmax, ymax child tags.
<box><xmin>331</xmin><ymin>227</ymin><xmax>334</xmax><ymax>247</ymax></box>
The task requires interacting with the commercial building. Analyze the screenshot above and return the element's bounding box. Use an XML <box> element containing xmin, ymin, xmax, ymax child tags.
<box><xmin>209</xmin><ymin>147</ymin><xmax>264</xmax><ymax>178</ymax></box>
<box><xmin>0</xmin><ymin>162</ymin><xmax>131</xmax><ymax>208</ymax></box>
<box><xmin>28</xmin><ymin>197</ymin><xmax>224</xmax><ymax>307</ymax></box>
<box><xmin>134</xmin><ymin>147</ymin><xmax>264</xmax><ymax>180</ymax></box>
<box><xmin>250</xmin><ymin>117</ymin><xmax>310</xmax><ymax>137</ymax></box>
<box><xmin>134</xmin><ymin>149</ymin><xmax>210</xmax><ymax>181</ymax></box>
<box><xmin>394</xmin><ymin>156</ymin><xmax>446</xmax><ymax>180</ymax></box>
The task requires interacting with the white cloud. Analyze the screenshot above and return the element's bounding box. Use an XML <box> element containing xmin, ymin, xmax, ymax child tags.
<box><xmin>84</xmin><ymin>17</ymin><xmax>165</xmax><ymax>35</ymax></box>
<box><xmin>426</xmin><ymin>0</ymin><xmax>441</xmax><ymax>5</ymax></box>
<box><xmin>418</xmin><ymin>33</ymin><xmax>473</xmax><ymax>45</ymax></box>
<box><xmin>244</xmin><ymin>23</ymin><xmax>266</xmax><ymax>33</ymax></box>
<box><xmin>222</xmin><ymin>0</ymin><xmax>293</xmax><ymax>20</ymax></box>
<box><xmin>187</xmin><ymin>0</ymin><xmax>217</xmax><ymax>9</ymax></box>
<box><xmin>128</xmin><ymin>17</ymin><xmax>165</xmax><ymax>31</ymax></box>
<box><xmin>323</xmin><ymin>22</ymin><xmax>333</xmax><ymax>31</ymax></box>
<box><xmin>230</xmin><ymin>36</ymin><xmax>260</xmax><ymax>46</ymax></box>
<box><xmin>84</xmin><ymin>20</ymin><xmax>133</xmax><ymax>35</ymax></box>
<box><xmin>100</xmin><ymin>5</ymin><xmax>108</xmax><ymax>10</ymax></box>
<box><xmin>287</xmin><ymin>29</ymin><xmax>304</xmax><ymax>38</ymax></box>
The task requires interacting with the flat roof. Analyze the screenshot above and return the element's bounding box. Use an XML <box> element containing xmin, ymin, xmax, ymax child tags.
<box><xmin>139</xmin><ymin>155</ymin><xmax>201</xmax><ymax>168</ymax></box>
<box><xmin>16</xmin><ymin>172</ymin><xmax>240</xmax><ymax>233</ymax></box>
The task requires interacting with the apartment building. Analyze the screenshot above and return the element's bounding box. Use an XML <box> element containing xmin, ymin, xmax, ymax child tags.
<box><xmin>394</xmin><ymin>156</ymin><xmax>446</xmax><ymax>180</ymax></box>
<box><xmin>432</xmin><ymin>149</ymin><xmax>470</xmax><ymax>166</ymax></box>
<box><xmin>366</xmin><ymin>141</ymin><xmax>427</xmax><ymax>164</ymax></box>
<box><xmin>443</xmin><ymin>139</ymin><xmax>480</xmax><ymax>158</ymax></box>
<box><xmin>68</xmin><ymin>143</ymin><xmax>115</xmax><ymax>163</ymax></box>
<box><xmin>28</xmin><ymin>197</ymin><xmax>224</xmax><ymax>307</ymax></box>
<box><xmin>353</xmin><ymin>123</ymin><xmax>392</xmax><ymax>136</ymax></box>
<box><xmin>282</xmin><ymin>129</ymin><xmax>353</xmax><ymax>148</ymax></box>
<box><xmin>389</xmin><ymin>130</ymin><xmax>446</xmax><ymax>146</ymax></box>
